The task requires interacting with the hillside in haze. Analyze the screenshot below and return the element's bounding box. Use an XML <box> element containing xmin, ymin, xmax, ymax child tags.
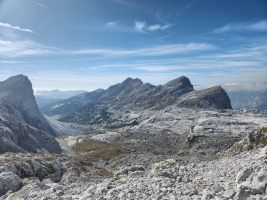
<box><xmin>228</xmin><ymin>90</ymin><xmax>267</xmax><ymax>110</ymax></box>
<box><xmin>35</xmin><ymin>90</ymin><xmax>86</xmax><ymax>108</ymax></box>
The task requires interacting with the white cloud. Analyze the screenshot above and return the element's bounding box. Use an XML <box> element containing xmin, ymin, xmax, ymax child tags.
<box><xmin>105</xmin><ymin>21</ymin><xmax>120</xmax><ymax>28</ymax></box>
<box><xmin>146</xmin><ymin>24</ymin><xmax>161</xmax><ymax>31</ymax></box>
<box><xmin>220</xmin><ymin>70</ymin><xmax>267</xmax><ymax>91</ymax></box>
<box><xmin>213</xmin><ymin>20</ymin><xmax>267</xmax><ymax>33</ymax></box>
<box><xmin>134</xmin><ymin>65</ymin><xmax>178</xmax><ymax>72</ymax></box>
<box><xmin>248</xmin><ymin>20</ymin><xmax>267</xmax><ymax>31</ymax></box>
<box><xmin>0</xmin><ymin>22</ymin><xmax>34</xmax><ymax>33</ymax></box>
<box><xmin>161</xmin><ymin>24</ymin><xmax>171</xmax><ymax>30</ymax></box>
<box><xmin>28</xmin><ymin>0</ymin><xmax>47</xmax><ymax>8</ymax></box>
<box><xmin>0</xmin><ymin>60</ymin><xmax>29</xmax><ymax>64</ymax></box>
<box><xmin>84</xmin><ymin>63</ymin><xmax>180</xmax><ymax>72</ymax></box>
<box><xmin>82</xmin><ymin>44</ymin><xmax>266</xmax><ymax>73</ymax></box>
<box><xmin>1</xmin><ymin>41</ymin><xmax>266</xmax><ymax>91</ymax></box>
<box><xmin>134</xmin><ymin>21</ymin><xmax>171</xmax><ymax>33</ymax></box>
<box><xmin>70</xmin><ymin>43</ymin><xmax>216</xmax><ymax>57</ymax></box>
<box><xmin>0</xmin><ymin>40</ymin><xmax>55</xmax><ymax>57</ymax></box>
<box><xmin>0</xmin><ymin>38</ymin><xmax>215</xmax><ymax>58</ymax></box>
<box><xmin>134</xmin><ymin>21</ymin><xmax>147</xmax><ymax>32</ymax></box>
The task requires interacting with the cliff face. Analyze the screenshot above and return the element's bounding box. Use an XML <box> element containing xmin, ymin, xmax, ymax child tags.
<box><xmin>0</xmin><ymin>75</ymin><xmax>61</xmax><ymax>153</ymax></box>
<box><xmin>0</xmin><ymin>75</ymin><xmax>56</xmax><ymax>136</ymax></box>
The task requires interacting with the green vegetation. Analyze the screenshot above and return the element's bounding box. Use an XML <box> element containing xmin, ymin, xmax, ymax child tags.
<box><xmin>232</xmin><ymin>127</ymin><xmax>267</xmax><ymax>152</ymax></box>
<box><xmin>247</xmin><ymin>127</ymin><xmax>267</xmax><ymax>149</ymax></box>
<box><xmin>73</xmin><ymin>139</ymin><xmax>123</xmax><ymax>161</ymax></box>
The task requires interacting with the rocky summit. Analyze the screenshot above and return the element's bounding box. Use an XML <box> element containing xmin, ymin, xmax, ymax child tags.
<box><xmin>0</xmin><ymin>75</ymin><xmax>266</xmax><ymax>200</ymax></box>
<box><xmin>0</xmin><ymin>75</ymin><xmax>61</xmax><ymax>153</ymax></box>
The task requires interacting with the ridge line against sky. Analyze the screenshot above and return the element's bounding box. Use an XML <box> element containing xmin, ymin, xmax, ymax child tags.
<box><xmin>0</xmin><ymin>0</ymin><xmax>266</xmax><ymax>91</ymax></box>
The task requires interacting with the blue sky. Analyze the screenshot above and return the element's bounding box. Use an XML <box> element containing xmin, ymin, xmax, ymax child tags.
<box><xmin>0</xmin><ymin>0</ymin><xmax>266</xmax><ymax>91</ymax></box>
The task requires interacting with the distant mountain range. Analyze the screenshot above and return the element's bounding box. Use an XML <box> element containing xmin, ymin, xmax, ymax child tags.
<box><xmin>42</xmin><ymin>76</ymin><xmax>231</xmax><ymax>125</ymax></box>
<box><xmin>0</xmin><ymin>75</ymin><xmax>61</xmax><ymax>153</ymax></box>
<box><xmin>37</xmin><ymin>87</ymin><xmax>267</xmax><ymax>112</ymax></box>
<box><xmin>35</xmin><ymin>90</ymin><xmax>85</xmax><ymax>108</ymax></box>
<box><xmin>228</xmin><ymin>90</ymin><xmax>267</xmax><ymax>110</ymax></box>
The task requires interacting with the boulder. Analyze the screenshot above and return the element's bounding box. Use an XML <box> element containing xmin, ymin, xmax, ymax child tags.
<box><xmin>0</xmin><ymin>171</ymin><xmax>22</xmax><ymax>196</ymax></box>
<box><xmin>235</xmin><ymin>166</ymin><xmax>267</xmax><ymax>199</ymax></box>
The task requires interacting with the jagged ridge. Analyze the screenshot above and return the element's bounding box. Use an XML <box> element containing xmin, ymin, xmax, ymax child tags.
<box><xmin>42</xmin><ymin>76</ymin><xmax>231</xmax><ymax>124</ymax></box>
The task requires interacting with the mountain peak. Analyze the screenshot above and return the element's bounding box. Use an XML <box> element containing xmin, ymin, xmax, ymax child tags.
<box><xmin>178</xmin><ymin>85</ymin><xmax>232</xmax><ymax>109</ymax></box>
<box><xmin>0</xmin><ymin>74</ymin><xmax>56</xmax><ymax>136</ymax></box>
<box><xmin>0</xmin><ymin>74</ymin><xmax>33</xmax><ymax>102</ymax></box>
<box><xmin>5</xmin><ymin>74</ymin><xmax>30</xmax><ymax>83</ymax></box>
<box><xmin>1</xmin><ymin>74</ymin><xmax>32</xmax><ymax>93</ymax></box>
<box><xmin>165</xmin><ymin>76</ymin><xmax>193</xmax><ymax>89</ymax></box>
<box><xmin>123</xmin><ymin>77</ymin><xmax>143</xmax><ymax>85</ymax></box>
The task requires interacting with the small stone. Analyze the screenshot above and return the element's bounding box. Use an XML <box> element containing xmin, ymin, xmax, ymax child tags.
<box><xmin>222</xmin><ymin>189</ymin><xmax>235</xmax><ymax>199</ymax></box>
<box><xmin>201</xmin><ymin>189</ymin><xmax>213</xmax><ymax>200</ymax></box>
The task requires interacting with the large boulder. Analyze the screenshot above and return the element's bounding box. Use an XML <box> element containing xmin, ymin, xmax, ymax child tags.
<box><xmin>0</xmin><ymin>171</ymin><xmax>22</xmax><ymax>196</ymax></box>
<box><xmin>235</xmin><ymin>166</ymin><xmax>267</xmax><ymax>199</ymax></box>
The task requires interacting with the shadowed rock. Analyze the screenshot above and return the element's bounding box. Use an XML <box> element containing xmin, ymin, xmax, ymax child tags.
<box><xmin>178</xmin><ymin>86</ymin><xmax>232</xmax><ymax>109</ymax></box>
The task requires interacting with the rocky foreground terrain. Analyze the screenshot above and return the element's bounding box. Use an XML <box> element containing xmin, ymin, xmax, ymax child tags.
<box><xmin>0</xmin><ymin>107</ymin><xmax>267</xmax><ymax>200</ymax></box>
<box><xmin>0</xmin><ymin>75</ymin><xmax>266</xmax><ymax>199</ymax></box>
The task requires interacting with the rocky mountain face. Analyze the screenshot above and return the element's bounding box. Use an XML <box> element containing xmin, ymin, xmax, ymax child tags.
<box><xmin>42</xmin><ymin>76</ymin><xmax>231</xmax><ymax>125</ymax></box>
<box><xmin>228</xmin><ymin>89</ymin><xmax>267</xmax><ymax>110</ymax></box>
<box><xmin>178</xmin><ymin>86</ymin><xmax>232</xmax><ymax>109</ymax></box>
<box><xmin>0</xmin><ymin>75</ymin><xmax>61</xmax><ymax>153</ymax></box>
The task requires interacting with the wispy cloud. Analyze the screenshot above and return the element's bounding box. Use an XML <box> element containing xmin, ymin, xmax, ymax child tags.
<box><xmin>79</xmin><ymin>41</ymin><xmax>267</xmax><ymax>75</ymax></box>
<box><xmin>0</xmin><ymin>22</ymin><xmax>34</xmax><ymax>33</ymax></box>
<box><xmin>0</xmin><ymin>40</ymin><xmax>55</xmax><ymax>57</ymax></box>
<box><xmin>146</xmin><ymin>24</ymin><xmax>161</xmax><ymax>31</ymax></box>
<box><xmin>126</xmin><ymin>65</ymin><xmax>179</xmax><ymax>72</ymax></box>
<box><xmin>83</xmin><ymin>63</ymin><xmax>180</xmax><ymax>72</ymax></box>
<box><xmin>213</xmin><ymin>20</ymin><xmax>267</xmax><ymax>33</ymax></box>
<box><xmin>70</xmin><ymin>43</ymin><xmax>216</xmax><ymax>57</ymax></box>
<box><xmin>28</xmin><ymin>0</ymin><xmax>47</xmax><ymax>8</ymax></box>
<box><xmin>134</xmin><ymin>21</ymin><xmax>146</xmax><ymax>32</ymax></box>
<box><xmin>105</xmin><ymin>21</ymin><xmax>120</xmax><ymax>28</ymax></box>
<box><xmin>0</xmin><ymin>38</ymin><xmax>215</xmax><ymax>58</ymax></box>
<box><xmin>1</xmin><ymin>41</ymin><xmax>266</xmax><ymax>91</ymax></box>
<box><xmin>0</xmin><ymin>60</ymin><xmax>29</xmax><ymax>64</ymax></box>
<box><xmin>95</xmin><ymin>20</ymin><xmax>171</xmax><ymax>34</ymax></box>
<box><xmin>103</xmin><ymin>21</ymin><xmax>132</xmax><ymax>32</ymax></box>
<box><xmin>134</xmin><ymin>21</ymin><xmax>171</xmax><ymax>33</ymax></box>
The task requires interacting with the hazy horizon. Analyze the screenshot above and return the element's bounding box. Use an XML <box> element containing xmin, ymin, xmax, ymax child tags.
<box><xmin>0</xmin><ymin>0</ymin><xmax>267</xmax><ymax>91</ymax></box>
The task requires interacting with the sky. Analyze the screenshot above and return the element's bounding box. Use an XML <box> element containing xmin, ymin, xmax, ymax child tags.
<box><xmin>0</xmin><ymin>0</ymin><xmax>266</xmax><ymax>91</ymax></box>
